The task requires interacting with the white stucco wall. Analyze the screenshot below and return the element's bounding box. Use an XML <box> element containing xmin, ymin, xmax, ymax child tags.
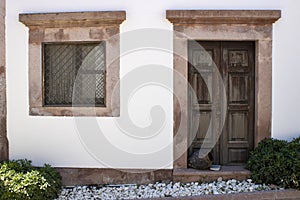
<box><xmin>6</xmin><ymin>0</ymin><xmax>300</xmax><ymax>168</ymax></box>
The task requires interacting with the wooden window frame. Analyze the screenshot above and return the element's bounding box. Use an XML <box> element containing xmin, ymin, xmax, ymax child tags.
<box><xmin>19</xmin><ymin>11</ymin><xmax>126</xmax><ymax>116</ymax></box>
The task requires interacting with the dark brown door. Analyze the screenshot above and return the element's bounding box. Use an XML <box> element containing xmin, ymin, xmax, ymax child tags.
<box><xmin>188</xmin><ymin>41</ymin><xmax>254</xmax><ymax>165</ymax></box>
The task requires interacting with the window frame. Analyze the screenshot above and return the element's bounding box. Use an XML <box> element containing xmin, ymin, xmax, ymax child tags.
<box><xmin>19</xmin><ymin>11</ymin><xmax>126</xmax><ymax>116</ymax></box>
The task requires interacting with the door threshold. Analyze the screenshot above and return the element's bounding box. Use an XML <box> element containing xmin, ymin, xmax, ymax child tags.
<box><xmin>173</xmin><ymin>166</ymin><xmax>250</xmax><ymax>183</ymax></box>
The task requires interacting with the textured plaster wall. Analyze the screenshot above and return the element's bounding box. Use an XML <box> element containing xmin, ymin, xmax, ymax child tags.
<box><xmin>6</xmin><ymin>0</ymin><xmax>300</xmax><ymax>167</ymax></box>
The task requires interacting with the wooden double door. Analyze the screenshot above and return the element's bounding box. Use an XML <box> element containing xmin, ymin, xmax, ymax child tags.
<box><xmin>188</xmin><ymin>41</ymin><xmax>255</xmax><ymax>165</ymax></box>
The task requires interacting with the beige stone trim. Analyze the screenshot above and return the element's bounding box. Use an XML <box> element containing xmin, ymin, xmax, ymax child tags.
<box><xmin>166</xmin><ymin>10</ymin><xmax>281</xmax><ymax>24</ymax></box>
<box><xmin>0</xmin><ymin>0</ymin><xmax>8</xmax><ymax>160</ymax></box>
<box><xmin>166</xmin><ymin>10</ymin><xmax>281</xmax><ymax>169</ymax></box>
<box><xmin>19</xmin><ymin>11</ymin><xmax>126</xmax><ymax>28</ymax></box>
<box><xmin>20</xmin><ymin>11</ymin><xmax>125</xmax><ymax>116</ymax></box>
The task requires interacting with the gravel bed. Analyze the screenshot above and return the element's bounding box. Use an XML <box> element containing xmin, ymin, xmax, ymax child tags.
<box><xmin>56</xmin><ymin>178</ymin><xmax>275</xmax><ymax>200</ymax></box>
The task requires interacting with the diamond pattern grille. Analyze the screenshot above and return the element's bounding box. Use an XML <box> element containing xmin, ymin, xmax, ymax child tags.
<box><xmin>43</xmin><ymin>42</ymin><xmax>105</xmax><ymax>106</ymax></box>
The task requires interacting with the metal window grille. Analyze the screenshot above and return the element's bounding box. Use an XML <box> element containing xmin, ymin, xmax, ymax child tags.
<box><xmin>43</xmin><ymin>42</ymin><xmax>106</xmax><ymax>106</ymax></box>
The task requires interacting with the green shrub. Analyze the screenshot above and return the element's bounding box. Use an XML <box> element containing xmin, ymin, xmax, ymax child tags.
<box><xmin>0</xmin><ymin>159</ymin><xmax>62</xmax><ymax>200</ymax></box>
<box><xmin>246</xmin><ymin>137</ymin><xmax>300</xmax><ymax>189</ymax></box>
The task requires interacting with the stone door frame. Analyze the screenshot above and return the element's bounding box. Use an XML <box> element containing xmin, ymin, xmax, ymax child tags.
<box><xmin>166</xmin><ymin>10</ymin><xmax>281</xmax><ymax>169</ymax></box>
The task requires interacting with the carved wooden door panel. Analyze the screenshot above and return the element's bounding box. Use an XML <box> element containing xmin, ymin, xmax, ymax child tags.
<box><xmin>221</xmin><ymin>42</ymin><xmax>254</xmax><ymax>165</ymax></box>
<box><xmin>188</xmin><ymin>41</ymin><xmax>254</xmax><ymax>165</ymax></box>
<box><xmin>188</xmin><ymin>41</ymin><xmax>222</xmax><ymax>164</ymax></box>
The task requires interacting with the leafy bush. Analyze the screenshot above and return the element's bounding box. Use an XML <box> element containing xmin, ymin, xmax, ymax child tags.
<box><xmin>0</xmin><ymin>159</ymin><xmax>62</xmax><ymax>200</ymax></box>
<box><xmin>246</xmin><ymin>137</ymin><xmax>300</xmax><ymax>189</ymax></box>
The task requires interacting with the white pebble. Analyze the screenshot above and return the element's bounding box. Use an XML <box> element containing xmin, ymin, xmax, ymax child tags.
<box><xmin>55</xmin><ymin>178</ymin><xmax>273</xmax><ymax>200</ymax></box>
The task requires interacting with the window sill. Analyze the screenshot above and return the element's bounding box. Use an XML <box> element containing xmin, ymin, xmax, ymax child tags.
<box><xmin>30</xmin><ymin>106</ymin><xmax>120</xmax><ymax>117</ymax></box>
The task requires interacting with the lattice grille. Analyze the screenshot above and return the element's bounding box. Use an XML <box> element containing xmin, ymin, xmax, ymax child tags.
<box><xmin>43</xmin><ymin>42</ymin><xmax>105</xmax><ymax>106</ymax></box>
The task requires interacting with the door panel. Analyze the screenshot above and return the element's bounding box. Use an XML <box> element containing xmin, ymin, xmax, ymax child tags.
<box><xmin>188</xmin><ymin>41</ymin><xmax>254</xmax><ymax>165</ymax></box>
<box><xmin>188</xmin><ymin>41</ymin><xmax>221</xmax><ymax>164</ymax></box>
<box><xmin>222</xmin><ymin>42</ymin><xmax>254</xmax><ymax>165</ymax></box>
<box><xmin>228</xmin><ymin>111</ymin><xmax>249</xmax><ymax>141</ymax></box>
<box><xmin>228</xmin><ymin>73</ymin><xmax>249</xmax><ymax>103</ymax></box>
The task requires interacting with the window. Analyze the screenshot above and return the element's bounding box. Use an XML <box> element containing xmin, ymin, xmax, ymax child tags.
<box><xmin>19</xmin><ymin>11</ymin><xmax>126</xmax><ymax>116</ymax></box>
<box><xmin>43</xmin><ymin>42</ymin><xmax>106</xmax><ymax>107</ymax></box>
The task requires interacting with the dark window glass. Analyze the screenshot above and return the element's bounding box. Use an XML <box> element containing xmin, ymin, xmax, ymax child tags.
<box><xmin>43</xmin><ymin>42</ymin><xmax>105</xmax><ymax>107</ymax></box>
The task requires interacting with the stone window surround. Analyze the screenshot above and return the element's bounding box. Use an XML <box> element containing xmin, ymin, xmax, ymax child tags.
<box><xmin>166</xmin><ymin>10</ymin><xmax>281</xmax><ymax>169</ymax></box>
<box><xmin>19</xmin><ymin>11</ymin><xmax>126</xmax><ymax>116</ymax></box>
